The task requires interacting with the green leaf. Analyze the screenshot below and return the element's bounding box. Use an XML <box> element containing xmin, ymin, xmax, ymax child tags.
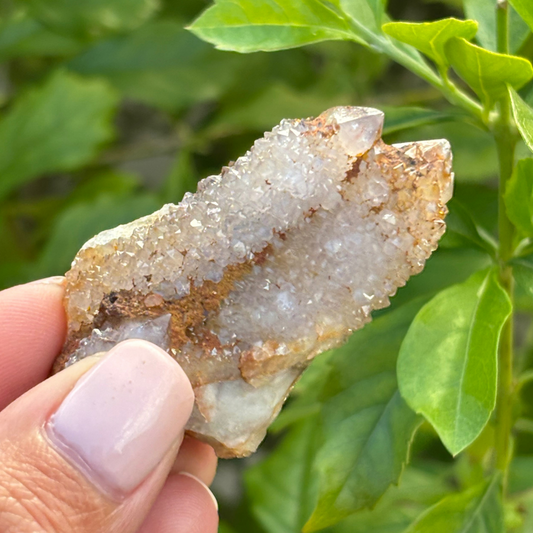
<box><xmin>271</xmin><ymin>350</ymin><xmax>333</xmax><ymax>432</ymax></box>
<box><xmin>463</xmin><ymin>0</ymin><xmax>497</xmax><ymax>51</ymax></box>
<box><xmin>445</xmin><ymin>37</ymin><xmax>533</xmax><ymax>109</ymax></box>
<box><xmin>511</xmin><ymin>254</ymin><xmax>533</xmax><ymax>299</ymax></box>
<box><xmin>382</xmin><ymin>18</ymin><xmax>478</xmax><ymax>68</ymax></box>
<box><xmin>246</xmin><ymin>418</ymin><xmax>321</xmax><ymax>533</ymax></box>
<box><xmin>69</xmin><ymin>21</ymin><xmax>240</xmax><ymax>111</ymax></box>
<box><xmin>452</xmin><ymin>183</ymin><xmax>499</xmax><ymax>235</ymax></box>
<box><xmin>35</xmin><ymin>193</ymin><xmax>160</xmax><ymax>277</ymax></box>
<box><xmin>247</xmin><ymin>422</ymin><xmax>450</xmax><ymax>533</ymax></box>
<box><xmin>463</xmin><ymin>0</ymin><xmax>530</xmax><ymax>53</ymax></box>
<box><xmin>188</xmin><ymin>0</ymin><xmax>435</xmax><ymax>84</ymax></box>
<box><xmin>0</xmin><ymin>71</ymin><xmax>118</xmax><ymax>201</ymax></box>
<box><xmin>305</xmin><ymin>300</ymin><xmax>424</xmax><ymax>531</ymax></box>
<box><xmin>381</xmin><ymin>106</ymin><xmax>458</xmax><ymax>135</ymax></box>
<box><xmin>335</xmin><ymin>0</ymin><xmax>385</xmax><ymax>38</ymax></box>
<box><xmin>444</xmin><ymin>198</ymin><xmax>497</xmax><ymax>255</ymax></box>
<box><xmin>336</xmin><ymin>0</ymin><xmax>435</xmax><ymax>75</ymax></box>
<box><xmin>331</xmin><ymin>466</ymin><xmax>454</xmax><ymax>533</ymax></box>
<box><xmin>0</xmin><ymin>10</ymin><xmax>82</xmax><ymax>60</ymax></box>
<box><xmin>187</xmin><ymin>0</ymin><xmax>356</xmax><ymax>53</ymax></box>
<box><xmin>504</xmin><ymin>158</ymin><xmax>533</xmax><ymax>236</ymax></box>
<box><xmin>28</xmin><ymin>0</ymin><xmax>158</xmax><ymax>39</ymax></box>
<box><xmin>509</xmin><ymin>4</ymin><xmax>532</xmax><ymax>53</ymax></box>
<box><xmin>510</xmin><ymin>0</ymin><xmax>533</xmax><ymax>33</ymax></box>
<box><xmin>398</xmin><ymin>269</ymin><xmax>512</xmax><ymax>455</ymax></box>
<box><xmin>404</xmin><ymin>475</ymin><xmax>504</xmax><ymax>533</ymax></box>
<box><xmin>509</xmin><ymin>86</ymin><xmax>533</xmax><ymax>153</ymax></box>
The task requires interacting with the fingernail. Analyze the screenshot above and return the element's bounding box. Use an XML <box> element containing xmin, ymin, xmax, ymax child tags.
<box><xmin>46</xmin><ymin>339</ymin><xmax>194</xmax><ymax>497</ymax></box>
<box><xmin>179</xmin><ymin>472</ymin><xmax>219</xmax><ymax>511</ymax></box>
<box><xmin>28</xmin><ymin>276</ymin><xmax>66</xmax><ymax>287</ymax></box>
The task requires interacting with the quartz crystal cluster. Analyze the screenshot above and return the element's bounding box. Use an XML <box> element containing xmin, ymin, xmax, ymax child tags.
<box><xmin>55</xmin><ymin>106</ymin><xmax>453</xmax><ymax>458</ymax></box>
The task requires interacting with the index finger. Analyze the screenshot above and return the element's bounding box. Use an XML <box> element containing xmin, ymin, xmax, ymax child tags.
<box><xmin>0</xmin><ymin>277</ymin><xmax>67</xmax><ymax>410</ymax></box>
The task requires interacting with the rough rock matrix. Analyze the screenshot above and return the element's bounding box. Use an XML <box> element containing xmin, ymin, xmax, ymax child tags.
<box><xmin>55</xmin><ymin>106</ymin><xmax>453</xmax><ymax>458</ymax></box>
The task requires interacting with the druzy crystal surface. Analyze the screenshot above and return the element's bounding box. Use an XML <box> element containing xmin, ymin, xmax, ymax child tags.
<box><xmin>56</xmin><ymin>106</ymin><xmax>453</xmax><ymax>458</ymax></box>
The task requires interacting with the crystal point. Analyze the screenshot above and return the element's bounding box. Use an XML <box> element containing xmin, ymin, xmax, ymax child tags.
<box><xmin>55</xmin><ymin>106</ymin><xmax>453</xmax><ymax>458</ymax></box>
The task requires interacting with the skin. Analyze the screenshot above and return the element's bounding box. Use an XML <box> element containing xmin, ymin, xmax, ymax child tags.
<box><xmin>0</xmin><ymin>278</ymin><xmax>219</xmax><ymax>533</ymax></box>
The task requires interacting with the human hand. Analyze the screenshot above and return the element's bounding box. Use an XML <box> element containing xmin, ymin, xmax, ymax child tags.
<box><xmin>0</xmin><ymin>277</ymin><xmax>219</xmax><ymax>533</ymax></box>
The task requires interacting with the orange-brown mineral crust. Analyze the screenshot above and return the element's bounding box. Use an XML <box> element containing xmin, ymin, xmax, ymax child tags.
<box><xmin>55</xmin><ymin>106</ymin><xmax>453</xmax><ymax>458</ymax></box>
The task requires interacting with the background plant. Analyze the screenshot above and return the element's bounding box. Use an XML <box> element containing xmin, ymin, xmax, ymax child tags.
<box><xmin>1</xmin><ymin>0</ymin><xmax>533</xmax><ymax>531</ymax></box>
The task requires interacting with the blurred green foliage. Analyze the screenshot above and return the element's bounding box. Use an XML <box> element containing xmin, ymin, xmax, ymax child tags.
<box><xmin>3</xmin><ymin>0</ymin><xmax>533</xmax><ymax>532</ymax></box>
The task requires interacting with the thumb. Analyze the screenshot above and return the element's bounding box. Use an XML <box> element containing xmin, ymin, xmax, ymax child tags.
<box><xmin>0</xmin><ymin>339</ymin><xmax>201</xmax><ymax>533</ymax></box>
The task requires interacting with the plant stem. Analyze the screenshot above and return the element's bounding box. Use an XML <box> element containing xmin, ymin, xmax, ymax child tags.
<box><xmin>344</xmin><ymin>19</ymin><xmax>485</xmax><ymax>123</ymax></box>
<box><xmin>494</xmin><ymin>124</ymin><xmax>516</xmax><ymax>477</ymax></box>
<box><xmin>381</xmin><ymin>41</ymin><xmax>485</xmax><ymax>123</ymax></box>
<box><xmin>494</xmin><ymin>0</ymin><xmax>517</xmax><ymax>484</ymax></box>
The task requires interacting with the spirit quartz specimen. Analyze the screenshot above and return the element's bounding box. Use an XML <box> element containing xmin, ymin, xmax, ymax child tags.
<box><xmin>54</xmin><ymin>106</ymin><xmax>453</xmax><ymax>458</ymax></box>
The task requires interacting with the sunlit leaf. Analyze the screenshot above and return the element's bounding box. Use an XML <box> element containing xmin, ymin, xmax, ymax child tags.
<box><xmin>445</xmin><ymin>37</ymin><xmax>533</xmax><ymax>109</ymax></box>
<box><xmin>189</xmin><ymin>0</ymin><xmax>436</xmax><ymax>85</ymax></box>
<box><xmin>504</xmin><ymin>158</ymin><xmax>533</xmax><ymax>236</ymax></box>
<box><xmin>28</xmin><ymin>0</ymin><xmax>158</xmax><ymax>39</ymax></box>
<box><xmin>335</xmin><ymin>0</ymin><xmax>385</xmax><ymax>38</ymax></box>
<box><xmin>404</xmin><ymin>475</ymin><xmax>504</xmax><ymax>533</ymax></box>
<box><xmin>305</xmin><ymin>300</ymin><xmax>424</xmax><ymax>531</ymax></box>
<box><xmin>187</xmin><ymin>0</ymin><xmax>356</xmax><ymax>53</ymax></box>
<box><xmin>0</xmin><ymin>71</ymin><xmax>118</xmax><ymax>201</ymax></box>
<box><xmin>509</xmin><ymin>86</ymin><xmax>533</xmax><ymax>153</ymax></box>
<box><xmin>69</xmin><ymin>21</ymin><xmax>241</xmax><ymax>111</ymax></box>
<box><xmin>383</xmin><ymin>18</ymin><xmax>478</xmax><ymax>68</ymax></box>
<box><xmin>398</xmin><ymin>269</ymin><xmax>512</xmax><ymax>455</ymax></box>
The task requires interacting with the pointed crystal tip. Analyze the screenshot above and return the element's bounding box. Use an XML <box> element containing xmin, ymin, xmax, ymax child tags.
<box><xmin>321</xmin><ymin>106</ymin><xmax>384</xmax><ymax>157</ymax></box>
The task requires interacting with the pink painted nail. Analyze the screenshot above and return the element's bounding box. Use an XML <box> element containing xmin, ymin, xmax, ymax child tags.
<box><xmin>46</xmin><ymin>339</ymin><xmax>194</xmax><ymax>497</ymax></box>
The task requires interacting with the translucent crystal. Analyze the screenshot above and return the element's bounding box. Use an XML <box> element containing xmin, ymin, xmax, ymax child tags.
<box><xmin>55</xmin><ymin>106</ymin><xmax>453</xmax><ymax>458</ymax></box>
